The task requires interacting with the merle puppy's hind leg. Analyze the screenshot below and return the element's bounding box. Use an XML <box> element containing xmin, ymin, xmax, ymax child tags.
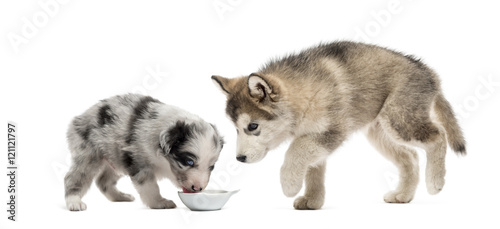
<box><xmin>64</xmin><ymin>153</ymin><xmax>102</xmax><ymax>211</ymax></box>
<box><xmin>96</xmin><ymin>164</ymin><xmax>135</xmax><ymax>202</ymax></box>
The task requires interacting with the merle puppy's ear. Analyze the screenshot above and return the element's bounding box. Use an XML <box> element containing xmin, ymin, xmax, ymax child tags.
<box><xmin>247</xmin><ymin>73</ymin><xmax>279</xmax><ymax>102</ymax></box>
<box><xmin>211</xmin><ymin>75</ymin><xmax>232</xmax><ymax>96</ymax></box>
<box><xmin>210</xmin><ymin>123</ymin><xmax>225</xmax><ymax>149</ymax></box>
<box><xmin>159</xmin><ymin>121</ymin><xmax>191</xmax><ymax>154</ymax></box>
<box><xmin>159</xmin><ymin>129</ymin><xmax>171</xmax><ymax>154</ymax></box>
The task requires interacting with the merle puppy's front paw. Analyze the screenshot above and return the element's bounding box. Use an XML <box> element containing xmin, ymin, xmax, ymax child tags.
<box><xmin>149</xmin><ymin>198</ymin><xmax>177</xmax><ymax>209</ymax></box>
<box><xmin>110</xmin><ymin>192</ymin><xmax>135</xmax><ymax>202</ymax></box>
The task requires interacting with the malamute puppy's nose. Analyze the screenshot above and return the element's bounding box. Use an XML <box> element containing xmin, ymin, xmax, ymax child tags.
<box><xmin>236</xmin><ymin>155</ymin><xmax>247</xmax><ymax>162</ymax></box>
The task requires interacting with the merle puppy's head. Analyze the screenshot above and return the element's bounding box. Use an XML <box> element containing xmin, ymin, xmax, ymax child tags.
<box><xmin>160</xmin><ymin>120</ymin><xmax>224</xmax><ymax>193</ymax></box>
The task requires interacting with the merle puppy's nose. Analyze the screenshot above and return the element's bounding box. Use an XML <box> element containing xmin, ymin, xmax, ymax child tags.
<box><xmin>236</xmin><ymin>155</ymin><xmax>247</xmax><ymax>162</ymax></box>
<box><xmin>192</xmin><ymin>185</ymin><xmax>202</xmax><ymax>192</ymax></box>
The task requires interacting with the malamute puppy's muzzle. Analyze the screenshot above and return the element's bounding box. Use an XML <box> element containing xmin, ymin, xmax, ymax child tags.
<box><xmin>212</xmin><ymin>75</ymin><xmax>291</xmax><ymax>164</ymax></box>
<box><xmin>64</xmin><ymin>94</ymin><xmax>224</xmax><ymax>211</ymax></box>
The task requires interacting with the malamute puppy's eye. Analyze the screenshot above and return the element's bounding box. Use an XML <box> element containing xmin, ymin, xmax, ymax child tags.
<box><xmin>247</xmin><ymin>123</ymin><xmax>259</xmax><ymax>131</ymax></box>
<box><xmin>209</xmin><ymin>165</ymin><xmax>215</xmax><ymax>171</ymax></box>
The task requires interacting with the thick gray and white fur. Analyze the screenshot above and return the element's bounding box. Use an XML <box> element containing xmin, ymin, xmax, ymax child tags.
<box><xmin>64</xmin><ymin>94</ymin><xmax>224</xmax><ymax>211</ymax></box>
<box><xmin>212</xmin><ymin>41</ymin><xmax>466</xmax><ymax>210</ymax></box>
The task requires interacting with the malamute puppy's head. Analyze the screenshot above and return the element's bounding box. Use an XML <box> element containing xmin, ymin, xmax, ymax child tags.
<box><xmin>160</xmin><ymin>120</ymin><xmax>224</xmax><ymax>192</ymax></box>
<box><xmin>211</xmin><ymin>74</ymin><xmax>293</xmax><ymax>163</ymax></box>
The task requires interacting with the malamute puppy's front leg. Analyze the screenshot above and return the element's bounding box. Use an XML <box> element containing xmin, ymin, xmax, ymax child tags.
<box><xmin>280</xmin><ymin>134</ymin><xmax>339</xmax><ymax>198</ymax></box>
<box><xmin>293</xmin><ymin>160</ymin><xmax>326</xmax><ymax>210</ymax></box>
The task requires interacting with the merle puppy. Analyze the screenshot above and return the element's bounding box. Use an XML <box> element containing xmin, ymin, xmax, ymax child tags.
<box><xmin>64</xmin><ymin>94</ymin><xmax>224</xmax><ymax>211</ymax></box>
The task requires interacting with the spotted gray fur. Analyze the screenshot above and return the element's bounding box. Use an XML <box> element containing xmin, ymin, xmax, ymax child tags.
<box><xmin>64</xmin><ymin>93</ymin><xmax>224</xmax><ymax>211</ymax></box>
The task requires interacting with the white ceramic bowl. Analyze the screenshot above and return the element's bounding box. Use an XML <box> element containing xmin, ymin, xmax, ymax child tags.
<box><xmin>178</xmin><ymin>190</ymin><xmax>239</xmax><ymax>211</ymax></box>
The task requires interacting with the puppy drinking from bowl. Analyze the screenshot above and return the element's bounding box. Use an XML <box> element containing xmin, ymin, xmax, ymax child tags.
<box><xmin>64</xmin><ymin>94</ymin><xmax>224</xmax><ymax>211</ymax></box>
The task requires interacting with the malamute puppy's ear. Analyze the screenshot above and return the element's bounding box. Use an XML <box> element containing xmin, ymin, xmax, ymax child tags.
<box><xmin>247</xmin><ymin>73</ymin><xmax>280</xmax><ymax>102</ymax></box>
<box><xmin>211</xmin><ymin>74</ymin><xmax>281</xmax><ymax>102</ymax></box>
<box><xmin>211</xmin><ymin>75</ymin><xmax>232</xmax><ymax>96</ymax></box>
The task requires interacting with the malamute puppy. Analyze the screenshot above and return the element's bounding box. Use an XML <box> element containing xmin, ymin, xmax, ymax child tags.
<box><xmin>212</xmin><ymin>41</ymin><xmax>466</xmax><ymax>209</ymax></box>
<box><xmin>64</xmin><ymin>94</ymin><xmax>224</xmax><ymax>211</ymax></box>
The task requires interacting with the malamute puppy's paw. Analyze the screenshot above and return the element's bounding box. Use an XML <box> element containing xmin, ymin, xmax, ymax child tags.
<box><xmin>66</xmin><ymin>195</ymin><xmax>87</xmax><ymax>211</ymax></box>
<box><xmin>293</xmin><ymin>195</ymin><xmax>324</xmax><ymax>210</ymax></box>
<box><xmin>426</xmin><ymin>166</ymin><xmax>446</xmax><ymax>195</ymax></box>
<box><xmin>383</xmin><ymin>190</ymin><xmax>414</xmax><ymax>203</ymax></box>
<box><xmin>280</xmin><ymin>165</ymin><xmax>303</xmax><ymax>197</ymax></box>
<box><xmin>426</xmin><ymin>178</ymin><xmax>445</xmax><ymax>195</ymax></box>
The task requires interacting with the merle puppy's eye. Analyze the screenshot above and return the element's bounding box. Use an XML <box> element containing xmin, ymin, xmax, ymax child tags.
<box><xmin>173</xmin><ymin>151</ymin><xmax>197</xmax><ymax>168</ymax></box>
<box><xmin>209</xmin><ymin>165</ymin><xmax>215</xmax><ymax>171</ymax></box>
<box><xmin>185</xmin><ymin>159</ymin><xmax>194</xmax><ymax>167</ymax></box>
<box><xmin>247</xmin><ymin>123</ymin><xmax>259</xmax><ymax>131</ymax></box>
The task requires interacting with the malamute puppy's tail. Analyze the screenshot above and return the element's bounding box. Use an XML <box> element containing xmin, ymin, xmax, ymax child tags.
<box><xmin>434</xmin><ymin>93</ymin><xmax>467</xmax><ymax>155</ymax></box>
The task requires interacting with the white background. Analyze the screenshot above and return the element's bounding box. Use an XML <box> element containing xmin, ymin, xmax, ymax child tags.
<box><xmin>1</xmin><ymin>1</ymin><xmax>499</xmax><ymax>228</ymax></box>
